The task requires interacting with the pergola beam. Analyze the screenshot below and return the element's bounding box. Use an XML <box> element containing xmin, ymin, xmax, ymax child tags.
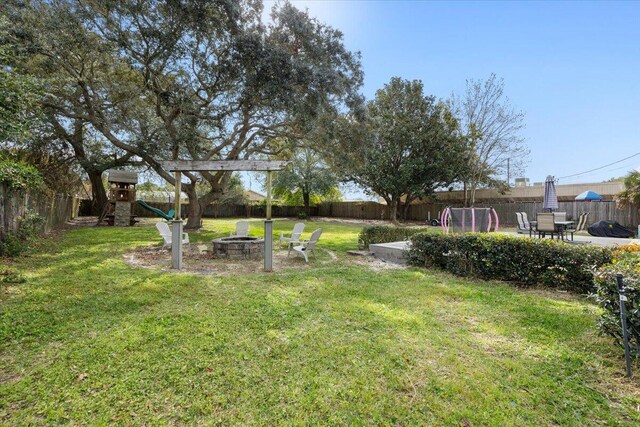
<box><xmin>159</xmin><ymin>160</ymin><xmax>288</xmax><ymax>172</ymax></box>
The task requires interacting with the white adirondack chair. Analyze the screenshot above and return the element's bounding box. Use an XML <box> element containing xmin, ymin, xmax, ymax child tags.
<box><xmin>280</xmin><ymin>223</ymin><xmax>305</xmax><ymax>247</ymax></box>
<box><xmin>230</xmin><ymin>221</ymin><xmax>250</xmax><ymax>237</ymax></box>
<box><xmin>156</xmin><ymin>222</ymin><xmax>190</xmax><ymax>249</ymax></box>
<box><xmin>290</xmin><ymin>228</ymin><xmax>322</xmax><ymax>262</ymax></box>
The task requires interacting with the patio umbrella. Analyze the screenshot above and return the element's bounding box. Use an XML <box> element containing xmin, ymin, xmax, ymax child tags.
<box><xmin>543</xmin><ymin>175</ymin><xmax>558</xmax><ymax>212</ymax></box>
<box><xmin>575</xmin><ymin>190</ymin><xmax>603</xmax><ymax>201</ymax></box>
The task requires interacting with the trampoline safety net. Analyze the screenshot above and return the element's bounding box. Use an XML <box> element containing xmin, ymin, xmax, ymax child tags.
<box><xmin>441</xmin><ymin>207</ymin><xmax>499</xmax><ymax>233</ymax></box>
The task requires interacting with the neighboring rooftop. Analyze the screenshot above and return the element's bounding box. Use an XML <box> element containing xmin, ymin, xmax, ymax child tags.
<box><xmin>433</xmin><ymin>181</ymin><xmax>624</xmax><ymax>203</ymax></box>
<box><xmin>245</xmin><ymin>190</ymin><xmax>266</xmax><ymax>202</ymax></box>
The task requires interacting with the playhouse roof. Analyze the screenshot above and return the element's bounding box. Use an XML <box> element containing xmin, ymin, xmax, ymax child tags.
<box><xmin>107</xmin><ymin>170</ymin><xmax>138</xmax><ymax>184</ymax></box>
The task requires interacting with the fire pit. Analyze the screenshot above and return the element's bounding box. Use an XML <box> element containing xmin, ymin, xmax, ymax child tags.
<box><xmin>212</xmin><ymin>236</ymin><xmax>264</xmax><ymax>260</ymax></box>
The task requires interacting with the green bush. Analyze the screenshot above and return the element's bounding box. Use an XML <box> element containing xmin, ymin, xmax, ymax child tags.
<box><xmin>407</xmin><ymin>233</ymin><xmax>612</xmax><ymax>293</ymax></box>
<box><xmin>0</xmin><ymin>209</ymin><xmax>45</xmax><ymax>257</ymax></box>
<box><xmin>359</xmin><ymin>225</ymin><xmax>427</xmax><ymax>250</ymax></box>
<box><xmin>16</xmin><ymin>209</ymin><xmax>45</xmax><ymax>240</ymax></box>
<box><xmin>592</xmin><ymin>248</ymin><xmax>640</xmax><ymax>358</ymax></box>
<box><xmin>0</xmin><ymin>235</ymin><xmax>26</xmax><ymax>257</ymax></box>
<box><xmin>0</xmin><ymin>161</ymin><xmax>43</xmax><ymax>191</ymax></box>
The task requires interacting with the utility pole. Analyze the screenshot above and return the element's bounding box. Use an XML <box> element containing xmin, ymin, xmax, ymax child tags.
<box><xmin>507</xmin><ymin>158</ymin><xmax>510</xmax><ymax>187</ymax></box>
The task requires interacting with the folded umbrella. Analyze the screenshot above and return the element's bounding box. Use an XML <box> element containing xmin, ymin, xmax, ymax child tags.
<box><xmin>543</xmin><ymin>175</ymin><xmax>558</xmax><ymax>212</ymax></box>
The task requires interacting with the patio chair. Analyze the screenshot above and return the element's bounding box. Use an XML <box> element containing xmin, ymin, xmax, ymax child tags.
<box><xmin>563</xmin><ymin>212</ymin><xmax>590</xmax><ymax>241</ymax></box>
<box><xmin>156</xmin><ymin>222</ymin><xmax>190</xmax><ymax>249</ymax></box>
<box><xmin>280</xmin><ymin>222</ymin><xmax>305</xmax><ymax>247</ymax></box>
<box><xmin>521</xmin><ymin>212</ymin><xmax>531</xmax><ymax>229</ymax></box>
<box><xmin>522</xmin><ymin>212</ymin><xmax>537</xmax><ymax>237</ymax></box>
<box><xmin>554</xmin><ymin>212</ymin><xmax>567</xmax><ymax>222</ymax></box>
<box><xmin>516</xmin><ymin>212</ymin><xmax>530</xmax><ymax>234</ymax></box>
<box><xmin>230</xmin><ymin>221</ymin><xmax>250</xmax><ymax>237</ymax></box>
<box><xmin>536</xmin><ymin>213</ymin><xmax>558</xmax><ymax>239</ymax></box>
<box><xmin>290</xmin><ymin>228</ymin><xmax>322</xmax><ymax>262</ymax></box>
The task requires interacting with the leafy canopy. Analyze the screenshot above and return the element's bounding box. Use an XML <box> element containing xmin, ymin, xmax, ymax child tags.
<box><xmin>0</xmin><ymin>16</ymin><xmax>42</xmax><ymax>142</ymax></box>
<box><xmin>0</xmin><ymin>160</ymin><xmax>44</xmax><ymax>191</ymax></box>
<box><xmin>272</xmin><ymin>148</ymin><xmax>341</xmax><ymax>207</ymax></box>
<box><xmin>7</xmin><ymin>0</ymin><xmax>363</xmax><ymax>228</ymax></box>
<box><xmin>331</xmin><ymin>77</ymin><xmax>469</xmax><ymax>217</ymax></box>
<box><xmin>616</xmin><ymin>170</ymin><xmax>640</xmax><ymax>208</ymax></box>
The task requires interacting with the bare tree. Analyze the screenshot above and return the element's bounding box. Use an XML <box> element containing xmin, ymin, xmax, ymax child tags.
<box><xmin>451</xmin><ymin>74</ymin><xmax>529</xmax><ymax>206</ymax></box>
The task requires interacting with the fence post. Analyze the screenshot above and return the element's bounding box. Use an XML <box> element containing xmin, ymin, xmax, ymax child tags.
<box><xmin>617</xmin><ymin>274</ymin><xmax>633</xmax><ymax>378</ymax></box>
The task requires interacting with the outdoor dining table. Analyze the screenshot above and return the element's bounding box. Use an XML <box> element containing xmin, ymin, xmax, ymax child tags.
<box><xmin>529</xmin><ymin>220</ymin><xmax>575</xmax><ymax>240</ymax></box>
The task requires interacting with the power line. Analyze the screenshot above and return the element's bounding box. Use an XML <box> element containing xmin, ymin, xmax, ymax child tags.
<box><xmin>557</xmin><ymin>151</ymin><xmax>640</xmax><ymax>180</ymax></box>
<box><xmin>559</xmin><ymin>159</ymin><xmax>640</xmax><ymax>183</ymax></box>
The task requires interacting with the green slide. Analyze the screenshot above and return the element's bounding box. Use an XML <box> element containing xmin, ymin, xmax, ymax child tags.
<box><xmin>136</xmin><ymin>200</ymin><xmax>175</xmax><ymax>221</ymax></box>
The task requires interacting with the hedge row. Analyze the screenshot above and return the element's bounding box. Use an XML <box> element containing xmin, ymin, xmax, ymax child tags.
<box><xmin>592</xmin><ymin>245</ymin><xmax>640</xmax><ymax>357</ymax></box>
<box><xmin>407</xmin><ymin>233</ymin><xmax>612</xmax><ymax>293</ymax></box>
<box><xmin>359</xmin><ymin>225</ymin><xmax>428</xmax><ymax>249</ymax></box>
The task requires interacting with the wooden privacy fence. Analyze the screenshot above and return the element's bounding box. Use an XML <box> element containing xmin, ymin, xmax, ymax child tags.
<box><xmin>0</xmin><ymin>183</ymin><xmax>80</xmax><ymax>238</ymax></box>
<box><xmin>467</xmin><ymin>201</ymin><xmax>639</xmax><ymax>227</ymax></box>
<box><xmin>132</xmin><ymin>201</ymin><xmax>317</xmax><ymax>219</ymax></box>
<box><xmin>317</xmin><ymin>201</ymin><xmax>388</xmax><ymax>220</ymax></box>
<box><xmin>318</xmin><ymin>200</ymin><xmax>639</xmax><ymax>227</ymax></box>
<box><xmin>98</xmin><ymin>198</ymin><xmax>640</xmax><ymax>227</ymax></box>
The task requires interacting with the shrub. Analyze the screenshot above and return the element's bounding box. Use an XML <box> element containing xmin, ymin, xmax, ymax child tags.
<box><xmin>592</xmin><ymin>250</ymin><xmax>640</xmax><ymax>358</ymax></box>
<box><xmin>0</xmin><ymin>235</ymin><xmax>26</xmax><ymax>257</ymax></box>
<box><xmin>407</xmin><ymin>233</ymin><xmax>612</xmax><ymax>293</ymax></box>
<box><xmin>16</xmin><ymin>209</ymin><xmax>45</xmax><ymax>240</ymax></box>
<box><xmin>613</xmin><ymin>243</ymin><xmax>640</xmax><ymax>256</ymax></box>
<box><xmin>0</xmin><ymin>209</ymin><xmax>45</xmax><ymax>257</ymax></box>
<box><xmin>359</xmin><ymin>225</ymin><xmax>427</xmax><ymax>250</ymax></box>
<box><xmin>0</xmin><ymin>161</ymin><xmax>43</xmax><ymax>192</ymax></box>
<box><xmin>297</xmin><ymin>211</ymin><xmax>309</xmax><ymax>220</ymax></box>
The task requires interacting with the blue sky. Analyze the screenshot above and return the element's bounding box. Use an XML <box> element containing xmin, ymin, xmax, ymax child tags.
<box><xmin>258</xmin><ymin>0</ymin><xmax>640</xmax><ymax>199</ymax></box>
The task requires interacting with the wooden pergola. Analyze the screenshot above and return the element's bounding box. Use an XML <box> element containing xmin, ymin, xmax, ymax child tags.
<box><xmin>159</xmin><ymin>160</ymin><xmax>289</xmax><ymax>272</ymax></box>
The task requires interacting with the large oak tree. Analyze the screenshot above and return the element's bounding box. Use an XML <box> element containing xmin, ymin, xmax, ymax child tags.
<box><xmin>330</xmin><ymin>77</ymin><xmax>469</xmax><ymax>222</ymax></box>
<box><xmin>8</xmin><ymin>0</ymin><xmax>362</xmax><ymax>228</ymax></box>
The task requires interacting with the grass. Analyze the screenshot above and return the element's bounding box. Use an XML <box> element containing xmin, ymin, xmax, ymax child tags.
<box><xmin>1</xmin><ymin>218</ymin><xmax>639</xmax><ymax>426</ymax></box>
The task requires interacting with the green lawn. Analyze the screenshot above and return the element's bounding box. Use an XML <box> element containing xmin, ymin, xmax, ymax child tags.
<box><xmin>1</xmin><ymin>218</ymin><xmax>639</xmax><ymax>426</ymax></box>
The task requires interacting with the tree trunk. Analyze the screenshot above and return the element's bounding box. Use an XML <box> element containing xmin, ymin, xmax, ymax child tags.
<box><xmin>402</xmin><ymin>197</ymin><xmax>412</xmax><ymax>221</ymax></box>
<box><xmin>184</xmin><ymin>186</ymin><xmax>223</xmax><ymax>230</ymax></box>
<box><xmin>88</xmin><ymin>169</ymin><xmax>108</xmax><ymax>215</ymax></box>
<box><xmin>303</xmin><ymin>191</ymin><xmax>311</xmax><ymax>216</ymax></box>
<box><xmin>185</xmin><ymin>199</ymin><xmax>203</xmax><ymax>229</ymax></box>
<box><xmin>389</xmin><ymin>198</ymin><xmax>399</xmax><ymax>224</ymax></box>
<box><xmin>463</xmin><ymin>181</ymin><xmax>468</xmax><ymax>207</ymax></box>
<box><xmin>184</xmin><ymin>186</ymin><xmax>202</xmax><ymax>229</ymax></box>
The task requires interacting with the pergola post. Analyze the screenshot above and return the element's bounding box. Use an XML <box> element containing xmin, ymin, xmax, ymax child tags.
<box><xmin>172</xmin><ymin>171</ymin><xmax>183</xmax><ymax>270</ymax></box>
<box><xmin>264</xmin><ymin>171</ymin><xmax>273</xmax><ymax>272</ymax></box>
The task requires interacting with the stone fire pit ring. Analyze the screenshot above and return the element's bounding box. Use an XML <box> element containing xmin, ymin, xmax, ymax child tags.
<box><xmin>212</xmin><ymin>236</ymin><xmax>264</xmax><ymax>260</ymax></box>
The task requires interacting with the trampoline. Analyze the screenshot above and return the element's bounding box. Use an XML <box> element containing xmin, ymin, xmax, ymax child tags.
<box><xmin>441</xmin><ymin>207</ymin><xmax>500</xmax><ymax>234</ymax></box>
